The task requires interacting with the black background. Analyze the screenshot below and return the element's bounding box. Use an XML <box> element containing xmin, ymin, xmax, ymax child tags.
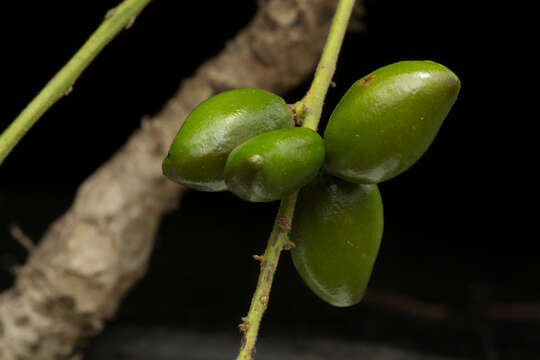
<box><xmin>0</xmin><ymin>1</ymin><xmax>536</xmax><ymax>359</ymax></box>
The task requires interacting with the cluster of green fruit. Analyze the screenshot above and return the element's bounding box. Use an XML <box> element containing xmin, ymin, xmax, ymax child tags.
<box><xmin>163</xmin><ymin>61</ymin><xmax>460</xmax><ymax>307</ymax></box>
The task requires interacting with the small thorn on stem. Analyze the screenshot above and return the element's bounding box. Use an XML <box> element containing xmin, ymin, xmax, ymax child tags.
<box><xmin>252</xmin><ymin>254</ymin><xmax>263</xmax><ymax>262</ymax></box>
<box><xmin>277</xmin><ymin>216</ymin><xmax>291</xmax><ymax>232</ymax></box>
<box><xmin>330</xmin><ymin>80</ymin><xmax>337</xmax><ymax>88</ymax></box>
<box><xmin>283</xmin><ymin>240</ymin><xmax>296</xmax><ymax>250</ymax></box>
<box><xmin>238</xmin><ymin>316</ymin><xmax>250</xmax><ymax>333</ymax></box>
<box><xmin>64</xmin><ymin>86</ymin><xmax>73</xmax><ymax>96</ymax></box>
<box><xmin>105</xmin><ymin>8</ymin><xmax>117</xmax><ymax>19</ymax></box>
<box><xmin>126</xmin><ymin>15</ymin><xmax>137</xmax><ymax>29</ymax></box>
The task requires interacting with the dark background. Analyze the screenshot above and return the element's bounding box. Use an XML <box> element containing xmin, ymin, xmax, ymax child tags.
<box><xmin>0</xmin><ymin>1</ymin><xmax>536</xmax><ymax>359</ymax></box>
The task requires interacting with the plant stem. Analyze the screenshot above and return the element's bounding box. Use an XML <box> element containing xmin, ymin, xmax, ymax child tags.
<box><xmin>237</xmin><ymin>194</ymin><xmax>297</xmax><ymax>360</ymax></box>
<box><xmin>0</xmin><ymin>0</ymin><xmax>153</xmax><ymax>166</ymax></box>
<box><xmin>236</xmin><ymin>1</ymin><xmax>355</xmax><ymax>359</ymax></box>
<box><xmin>301</xmin><ymin>0</ymin><xmax>355</xmax><ymax>131</ymax></box>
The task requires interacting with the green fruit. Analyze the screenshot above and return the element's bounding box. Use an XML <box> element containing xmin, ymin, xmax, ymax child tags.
<box><xmin>224</xmin><ymin>128</ymin><xmax>325</xmax><ymax>202</ymax></box>
<box><xmin>291</xmin><ymin>173</ymin><xmax>383</xmax><ymax>307</ymax></box>
<box><xmin>163</xmin><ymin>88</ymin><xmax>294</xmax><ymax>191</ymax></box>
<box><xmin>324</xmin><ymin>60</ymin><xmax>460</xmax><ymax>184</ymax></box>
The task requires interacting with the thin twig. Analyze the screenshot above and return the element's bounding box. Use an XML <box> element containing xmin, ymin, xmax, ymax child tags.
<box><xmin>236</xmin><ymin>1</ymin><xmax>356</xmax><ymax>359</ymax></box>
<box><xmin>301</xmin><ymin>0</ymin><xmax>355</xmax><ymax>131</ymax></box>
<box><xmin>0</xmin><ymin>0</ymin><xmax>153</xmax><ymax>166</ymax></box>
<box><xmin>237</xmin><ymin>194</ymin><xmax>298</xmax><ymax>360</ymax></box>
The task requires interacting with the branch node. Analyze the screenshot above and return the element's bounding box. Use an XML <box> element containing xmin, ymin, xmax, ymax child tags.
<box><xmin>293</xmin><ymin>103</ymin><xmax>308</xmax><ymax>126</ymax></box>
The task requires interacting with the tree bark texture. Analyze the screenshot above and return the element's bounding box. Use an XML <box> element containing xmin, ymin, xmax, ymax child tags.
<box><xmin>0</xmin><ymin>1</ymin><xmax>364</xmax><ymax>359</ymax></box>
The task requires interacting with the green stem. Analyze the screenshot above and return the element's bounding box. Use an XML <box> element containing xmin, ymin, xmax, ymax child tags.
<box><xmin>236</xmin><ymin>194</ymin><xmax>297</xmax><ymax>360</ymax></box>
<box><xmin>302</xmin><ymin>0</ymin><xmax>355</xmax><ymax>130</ymax></box>
<box><xmin>236</xmin><ymin>1</ymin><xmax>355</xmax><ymax>359</ymax></box>
<box><xmin>0</xmin><ymin>0</ymin><xmax>153</xmax><ymax>166</ymax></box>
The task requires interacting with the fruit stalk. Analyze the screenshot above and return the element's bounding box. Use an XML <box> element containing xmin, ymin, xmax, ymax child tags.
<box><xmin>0</xmin><ymin>0</ymin><xmax>153</xmax><ymax>166</ymax></box>
<box><xmin>236</xmin><ymin>0</ymin><xmax>356</xmax><ymax>358</ymax></box>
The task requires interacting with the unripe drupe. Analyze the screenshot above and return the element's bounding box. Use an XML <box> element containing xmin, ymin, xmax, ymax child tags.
<box><xmin>291</xmin><ymin>173</ymin><xmax>384</xmax><ymax>307</ymax></box>
<box><xmin>225</xmin><ymin>128</ymin><xmax>325</xmax><ymax>202</ymax></box>
<box><xmin>163</xmin><ymin>88</ymin><xmax>294</xmax><ymax>191</ymax></box>
<box><xmin>324</xmin><ymin>60</ymin><xmax>460</xmax><ymax>184</ymax></box>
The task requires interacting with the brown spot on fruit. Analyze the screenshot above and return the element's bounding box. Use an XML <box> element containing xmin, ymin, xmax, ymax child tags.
<box><xmin>360</xmin><ymin>75</ymin><xmax>376</xmax><ymax>86</ymax></box>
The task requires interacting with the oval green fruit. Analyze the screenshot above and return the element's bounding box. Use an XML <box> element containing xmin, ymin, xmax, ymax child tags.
<box><xmin>291</xmin><ymin>173</ymin><xmax>383</xmax><ymax>307</ymax></box>
<box><xmin>324</xmin><ymin>60</ymin><xmax>460</xmax><ymax>184</ymax></box>
<box><xmin>224</xmin><ymin>128</ymin><xmax>325</xmax><ymax>202</ymax></box>
<box><xmin>163</xmin><ymin>88</ymin><xmax>294</xmax><ymax>191</ymax></box>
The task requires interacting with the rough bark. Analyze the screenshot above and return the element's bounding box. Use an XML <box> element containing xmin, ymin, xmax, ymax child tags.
<box><xmin>0</xmin><ymin>1</ymin><xmax>364</xmax><ymax>359</ymax></box>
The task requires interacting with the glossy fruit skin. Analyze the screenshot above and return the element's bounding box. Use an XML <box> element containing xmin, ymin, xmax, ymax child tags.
<box><xmin>290</xmin><ymin>173</ymin><xmax>383</xmax><ymax>307</ymax></box>
<box><xmin>324</xmin><ymin>60</ymin><xmax>460</xmax><ymax>184</ymax></box>
<box><xmin>224</xmin><ymin>128</ymin><xmax>325</xmax><ymax>202</ymax></box>
<box><xmin>163</xmin><ymin>88</ymin><xmax>294</xmax><ymax>191</ymax></box>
